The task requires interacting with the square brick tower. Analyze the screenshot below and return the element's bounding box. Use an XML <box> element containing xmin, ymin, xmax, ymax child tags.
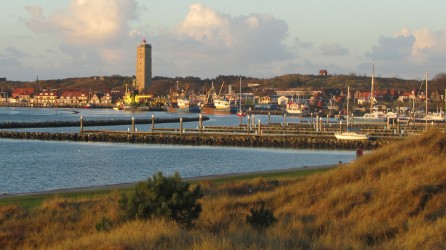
<box><xmin>136</xmin><ymin>39</ymin><xmax>152</xmax><ymax>93</ymax></box>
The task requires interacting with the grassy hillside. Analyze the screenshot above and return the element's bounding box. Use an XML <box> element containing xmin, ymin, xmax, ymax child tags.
<box><xmin>1</xmin><ymin>130</ymin><xmax>446</xmax><ymax>249</ymax></box>
<box><xmin>4</xmin><ymin>73</ymin><xmax>446</xmax><ymax>96</ymax></box>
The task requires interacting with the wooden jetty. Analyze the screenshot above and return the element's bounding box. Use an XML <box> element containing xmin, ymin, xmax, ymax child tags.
<box><xmin>0</xmin><ymin>114</ymin><xmax>442</xmax><ymax>150</ymax></box>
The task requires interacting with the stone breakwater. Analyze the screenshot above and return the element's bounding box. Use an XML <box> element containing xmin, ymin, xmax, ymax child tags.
<box><xmin>0</xmin><ymin>116</ymin><xmax>208</xmax><ymax>129</ymax></box>
<box><xmin>0</xmin><ymin>130</ymin><xmax>390</xmax><ymax>150</ymax></box>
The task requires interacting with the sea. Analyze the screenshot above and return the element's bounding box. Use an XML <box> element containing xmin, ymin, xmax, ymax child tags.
<box><xmin>0</xmin><ymin>107</ymin><xmax>355</xmax><ymax>194</ymax></box>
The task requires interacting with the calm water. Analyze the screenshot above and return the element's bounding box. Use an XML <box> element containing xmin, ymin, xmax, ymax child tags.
<box><xmin>0</xmin><ymin>107</ymin><xmax>353</xmax><ymax>194</ymax></box>
<box><xmin>0</xmin><ymin>107</ymin><xmax>327</xmax><ymax>132</ymax></box>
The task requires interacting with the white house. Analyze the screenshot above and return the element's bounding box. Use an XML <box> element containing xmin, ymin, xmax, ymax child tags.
<box><xmin>277</xmin><ymin>96</ymin><xmax>289</xmax><ymax>105</ymax></box>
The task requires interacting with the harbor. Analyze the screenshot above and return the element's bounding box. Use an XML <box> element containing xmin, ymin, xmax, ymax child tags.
<box><xmin>0</xmin><ymin>107</ymin><xmax>443</xmax><ymax>194</ymax></box>
<box><xmin>0</xmin><ymin>109</ymin><xmax>441</xmax><ymax>150</ymax></box>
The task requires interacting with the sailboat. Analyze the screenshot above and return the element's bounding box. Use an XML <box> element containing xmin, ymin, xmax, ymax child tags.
<box><xmin>236</xmin><ymin>77</ymin><xmax>246</xmax><ymax>117</ymax></box>
<box><xmin>354</xmin><ymin>61</ymin><xmax>386</xmax><ymax>123</ymax></box>
<box><xmin>335</xmin><ymin>86</ymin><xmax>370</xmax><ymax>140</ymax></box>
<box><xmin>412</xmin><ymin>72</ymin><xmax>445</xmax><ymax>124</ymax></box>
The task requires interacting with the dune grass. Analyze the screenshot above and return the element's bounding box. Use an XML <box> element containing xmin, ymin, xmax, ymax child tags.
<box><xmin>2</xmin><ymin>129</ymin><xmax>446</xmax><ymax>249</ymax></box>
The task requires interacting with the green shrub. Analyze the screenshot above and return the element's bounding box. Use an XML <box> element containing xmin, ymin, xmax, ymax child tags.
<box><xmin>119</xmin><ymin>172</ymin><xmax>203</xmax><ymax>226</ymax></box>
<box><xmin>95</xmin><ymin>217</ymin><xmax>113</xmax><ymax>232</ymax></box>
<box><xmin>246</xmin><ymin>203</ymin><xmax>277</xmax><ymax>231</ymax></box>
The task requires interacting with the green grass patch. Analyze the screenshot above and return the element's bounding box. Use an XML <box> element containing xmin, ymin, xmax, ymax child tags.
<box><xmin>0</xmin><ymin>189</ymin><xmax>117</xmax><ymax>210</ymax></box>
<box><xmin>0</xmin><ymin>166</ymin><xmax>334</xmax><ymax>209</ymax></box>
<box><xmin>188</xmin><ymin>166</ymin><xmax>335</xmax><ymax>184</ymax></box>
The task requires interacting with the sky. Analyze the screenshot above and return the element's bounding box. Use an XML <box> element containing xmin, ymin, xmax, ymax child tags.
<box><xmin>1</xmin><ymin>0</ymin><xmax>446</xmax><ymax>82</ymax></box>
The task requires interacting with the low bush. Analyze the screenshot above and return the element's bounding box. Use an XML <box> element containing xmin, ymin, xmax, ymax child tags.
<box><xmin>95</xmin><ymin>216</ymin><xmax>113</xmax><ymax>232</ymax></box>
<box><xmin>119</xmin><ymin>172</ymin><xmax>204</xmax><ymax>227</ymax></box>
<box><xmin>246</xmin><ymin>203</ymin><xmax>277</xmax><ymax>231</ymax></box>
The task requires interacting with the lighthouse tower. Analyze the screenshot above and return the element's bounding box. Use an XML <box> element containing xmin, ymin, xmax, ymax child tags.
<box><xmin>136</xmin><ymin>39</ymin><xmax>152</xmax><ymax>93</ymax></box>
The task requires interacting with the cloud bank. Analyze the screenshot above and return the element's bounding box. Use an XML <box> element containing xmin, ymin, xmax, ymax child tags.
<box><xmin>364</xmin><ymin>27</ymin><xmax>446</xmax><ymax>78</ymax></box>
<box><xmin>22</xmin><ymin>0</ymin><xmax>139</xmax><ymax>78</ymax></box>
<box><xmin>1</xmin><ymin>1</ymin><xmax>445</xmax><ymax>81</ymax></box>
<box><xmin>154</xmin><ymin>3</ymin><xmax>294</xmax><ymax>77</ymax></box>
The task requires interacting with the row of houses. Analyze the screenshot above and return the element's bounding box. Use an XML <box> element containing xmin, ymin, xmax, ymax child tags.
<box><xmin>0</xmin><ymin>88</ymin><xmax>113</xmax><ymax>107</ymax></box>
<box><xmin>2</xmin><ymin>85</ymin><xmax>441</xmax><ymax>110</ymax></box>
<box><xmin>262</xmin><ymin>89</ymin><xmax>424</xmax><ymax>106</ymax></box>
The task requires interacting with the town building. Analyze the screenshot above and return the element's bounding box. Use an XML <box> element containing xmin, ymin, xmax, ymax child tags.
<box><xmin>34</xmin><ymin>89</ymin><xmax>58</xmax><ymax>106</ymax></box>
<box><xmin>58</xmin><ymin>91</ymin><xmax>89</xmax><ymax>106</ymax></box>
<box><xmin>89</xmin><ymin>92</ymin><xmax>113</xmax><ymax>106</ymax></box>
<box><xmin>11</xmin><ymin>88</ymin><xmax>34</xmax><ymax>101</ymax></box>
<box><xmin>136</xmin><ymin>39</ymin><xmax>152</xmax><ymax>94</ymax></box>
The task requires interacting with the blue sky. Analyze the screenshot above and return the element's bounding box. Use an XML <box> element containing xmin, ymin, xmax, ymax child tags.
<box><xmin>1</xmin><ymin>0</ymin><xmax>446</xmax><ymax>82</ymax></box>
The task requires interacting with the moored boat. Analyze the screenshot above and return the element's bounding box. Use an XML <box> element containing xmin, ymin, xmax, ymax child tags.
<box><xmin>189</xmin><ymin>105</ymin><xmax>201</xmax><ymax>113</ymax></box>
<box><xmin>201</xmin><ymin>103</ymin><xmax>237</xmax><ymax>114</ymax></box>
<box><xmin>334</xmin><ymin>131</ymin><xmax>370</xmax><ymax>140</ymax></box>
<box><xmin>353</xmin><ymin>111</ymin><xmax>387</xmax><ymax>123</ymax></box>
<box><xmin>285</xmin><ymin>101</ymin><xmax>308</xmax><ymax>116</ymax></box>
<box><xmin>413</xmin><ymin>111</ymin><xmax>445</xmax><ymax>123</ymax></box>
<box><xmin>166</xmin><ymin>105</ymin><xmax>190</xmax><ymax>113</ymax></box>
<box><xmin>335</xmin><ymin>86</ymin><xmax>370</xmax><ymax>140</ymax></box>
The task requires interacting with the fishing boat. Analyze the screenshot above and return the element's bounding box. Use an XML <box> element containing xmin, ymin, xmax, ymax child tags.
<box><xmin>166</xmin><ymin>84</ymin><xmax>192</xmax><ymax>113</ymax></box>
<box><xmin>166</xmin><ymin>98</ymin><xmax>191</xmax><ymax>113</ymax></box>
<box><xmin>285</xmin><ymin>95</ymin><xmax>308</xmax><ymax>116</ymax></box>
<box><xmin>201</xmin><ymin>102</ymin><xmax>237</xmax><ymax>114</ymax></box>
<box><xmin>335</xmin><ymin>86</ymin><xmax>370</xmax><ymax>140</ymax></box>
<box><xmin>201</xmin><ymin>82</ymin><xmax>237</xmax><ymax>114</ymax></box>
<box><xmin>188</xmin><ymin>105</ymin><xmax>201</xmax><ymax>113</ymax></box>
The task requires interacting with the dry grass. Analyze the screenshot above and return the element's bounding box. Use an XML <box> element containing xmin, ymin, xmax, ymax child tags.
<box><xmin>2</xmin><ymin>129</ymin><xmax>446</xmax><ymax>249</ymax></box>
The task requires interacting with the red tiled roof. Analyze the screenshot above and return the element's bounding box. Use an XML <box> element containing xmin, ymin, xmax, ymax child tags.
<box><xmin>12</xmin><ymin>88</ymin><xmax>34</xmax><ymax>98</ymax></box>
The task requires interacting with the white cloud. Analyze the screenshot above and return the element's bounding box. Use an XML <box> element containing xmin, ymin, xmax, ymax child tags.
<box><xmin>179</xmin><ymin>3</ymin><xmax>232</xmax><ymax>47</ymax></box>
<box><xmin>25</xmin><ymin>0</ymin><xmax>138</xmax><ymax>46</ymax></box>
<box><xmin>13</xmin><ymin>2</ymin><xmax>444</xmax><ymax>81</ymax></box>
<box><xmin>411</xmin><ymin>29</ymin><xmax>437</xmax><ymax>55</ymax></box>
<box><xmin>363</xmin><ymin>27</ymin><xmax>446</xmax><ymax>78</ymax></box>
<box><xmin>20</xmin><ymin>2</ymin><xmax>294</xmax><ymax>79</ymax></box>
<box><xmin>22</xmin><ymin>0</ymin><xmax>140</xmax><ymax>78</ymax></box>
<box><xmin>156</xmin><ymin>3</ymin><xmax>293</xmax><ymax>77</ymax></box>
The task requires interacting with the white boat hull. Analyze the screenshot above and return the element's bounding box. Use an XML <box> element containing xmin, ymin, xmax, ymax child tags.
<box><xmin>335</xmin><ymin>132</ymin><xmax>369</xmax><ymax>140</ymax></box>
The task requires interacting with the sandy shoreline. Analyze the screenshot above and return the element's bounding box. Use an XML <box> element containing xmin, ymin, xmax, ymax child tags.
<box><xmin>0</xmin><ymin>164</ymin><xmax>343</xmax><ymax>199</ymax></box>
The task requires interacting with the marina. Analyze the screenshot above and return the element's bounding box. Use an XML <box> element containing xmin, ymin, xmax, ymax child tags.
<box><xmin>0</xmin><ymin>107</ymin><xmax>444</xmax><ymax>194</ymax></box>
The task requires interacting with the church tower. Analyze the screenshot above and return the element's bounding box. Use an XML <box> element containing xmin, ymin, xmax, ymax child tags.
<box><xmin>136</xmin><ymin>39</ymin><xmax>152</xmax><ymax>93</ymax></box>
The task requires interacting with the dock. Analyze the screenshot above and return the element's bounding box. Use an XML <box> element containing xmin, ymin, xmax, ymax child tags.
<box><xmin>0</xmin><ymin>114</ymin><xmax>442</xmax><ymax>150</ymax></box>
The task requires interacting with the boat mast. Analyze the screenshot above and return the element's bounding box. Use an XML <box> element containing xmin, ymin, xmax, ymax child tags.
<box><xmin>347</xmin><ymin>86</ymin><xmax>350</xmax><ymax>129</ymax></box>
<box><xmin>239</xmin><ymin>77</ymin><xmax>242</xmax><ymax>110</ymax></box>
<box><xmin>370</xmin><ymin>61</ymin><xmax>375</xmax><ymax>114</ymax></box>
<box><xmin>425</xmin><ymin>72</ymin><xmax>428</xmax><ymax>130</ymax></box>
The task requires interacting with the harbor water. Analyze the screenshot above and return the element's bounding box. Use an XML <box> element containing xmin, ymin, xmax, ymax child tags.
<box><xmin>0</xmin><ymin>107</ymin><xmax>355</xmax><ymax>194</ymax></box>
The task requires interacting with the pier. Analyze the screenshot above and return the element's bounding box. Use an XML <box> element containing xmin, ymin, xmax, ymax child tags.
<box><xmin>0</xmin><ymin>116</ymin><xmax>208</xmax><ymax>129</ymax></box>
<box><xmin>0</xmin><ymin>114</ymin><xmax>441</xmax><ymax>150</ymax></box>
